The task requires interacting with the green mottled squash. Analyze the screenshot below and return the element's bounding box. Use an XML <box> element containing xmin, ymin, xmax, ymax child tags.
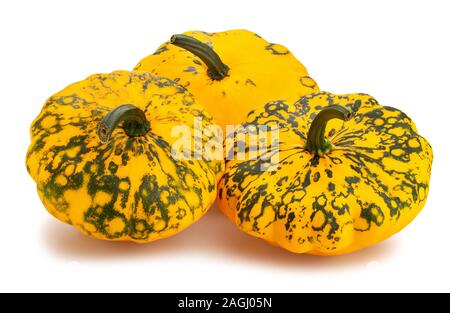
<box><xmin>26</xmin><ymin>70</ymin><xmax>224</xmax><ymax>242</ymax></box>
<box><xmin>218</xmin><ymin>92</ymin><xmax>433</xmax><ymax>255</ymax></box>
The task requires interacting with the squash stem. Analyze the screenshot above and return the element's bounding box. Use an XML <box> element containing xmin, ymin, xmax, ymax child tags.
<box><xmin>97</xmin><ymin>104</ymin><xmax>150</xmax><ymax>144</ymax></box>
<box><xmin>170</xmin><ymin>34</ymin><xmax>230</xmax><ymax>81</ymax></box>
<box><xmin>305</xmin><ymin>105</ymin><xmax>353</xmax><ymax>156</ymax></box>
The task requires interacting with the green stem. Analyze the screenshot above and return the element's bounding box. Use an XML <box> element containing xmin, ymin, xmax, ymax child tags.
<box><xmin>97</xmin><ymin>104</ymin><xmax>150</xmax><ymax>144</ymax></box>
<box><xmin>305</xmin><ymin>105</ymin><xmax>354</xmax><ymax>156</ymax></box>
<box><xmin>170</xmin><ymin>34</ymin><xmax>230</xmax><ymax>80</ymax></box>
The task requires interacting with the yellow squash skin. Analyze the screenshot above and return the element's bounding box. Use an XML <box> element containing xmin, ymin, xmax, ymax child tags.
<box><xmin>26</xmin><ymin>71</ymin><xmax>224</xmax><ymax>243</ymax></box>
<box><xmin>218</xmin><ymin>92</ymin><xmax>433</xmax><ymax>255</ymax></box>
<box><xmin>134</xmin><ymin>30</ymin><xmax>319</xmax><ymax>131</ymax></box>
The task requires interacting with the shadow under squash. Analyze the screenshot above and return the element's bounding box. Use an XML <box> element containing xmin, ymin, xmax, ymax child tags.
<box><xmin>42</xmin><ymin>205</ymin><xmax>398</xmax><ymax>270</ymax></box>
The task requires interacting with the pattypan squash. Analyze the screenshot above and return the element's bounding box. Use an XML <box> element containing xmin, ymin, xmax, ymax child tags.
<box><xmin>218</xmin><ymin>92</ymin><xmax>432</xmax><ymax>255</ymax></box>
<box><xmin>134</xmin><ymin>29</ymin><xmax>319</xmax><ymax>131</ymax></box>
<box><xmin>26</xmin><ymin>71</ymin><xmax>224</xmax><ymax>242</ymax></box>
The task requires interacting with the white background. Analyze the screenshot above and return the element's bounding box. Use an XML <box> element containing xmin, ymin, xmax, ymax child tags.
<box><xmin>1</xmin><ymin>0</ymin><xmax>449</xmax><ymax>292</ymax></box>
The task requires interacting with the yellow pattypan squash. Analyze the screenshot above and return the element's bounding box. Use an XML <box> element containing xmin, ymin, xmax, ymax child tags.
<box><xmin>26</xmin><ymin>71</ymin><xmax>224</xmax><ymax>242</ymax></box>
<box><xmin>134</xmin><ymin>29</ymin><xmax>319</xmax><ymax>131</ymax></box>
<box><xmin>218</xmin><ymin>92</ymin><xmax>433</xmax><ymax>255</ymax></box>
